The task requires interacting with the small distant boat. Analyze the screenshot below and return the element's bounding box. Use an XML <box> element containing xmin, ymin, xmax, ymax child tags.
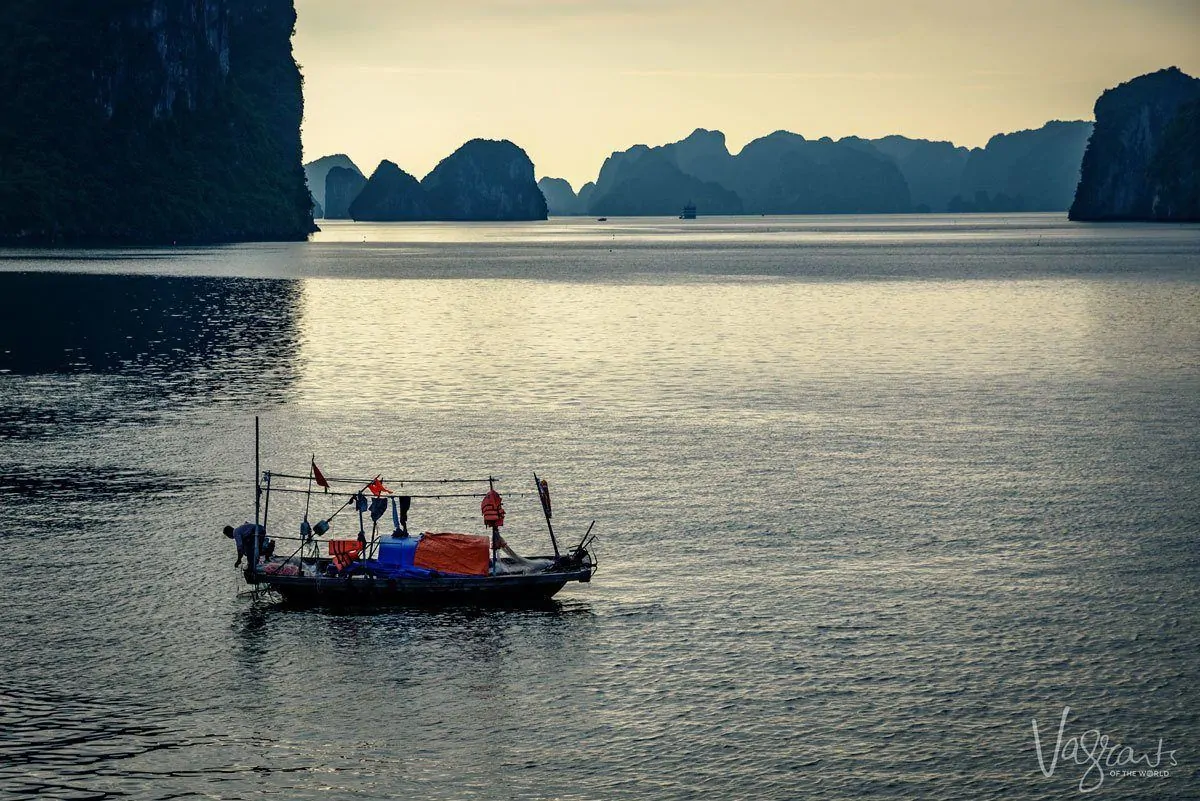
<box><xmin>597</xmin><ymin>217</ymin><xmax>608</xmax><ymax>222</ymax></box>
<box><xmin>232</xmin><ymin>421</ymin><xmax>596</xmax><ymax>606</ymax></box>
<box><xmin>679</xmin><ymin>202</ymin><xmax>697</xmax><ymax>220</ymax></box>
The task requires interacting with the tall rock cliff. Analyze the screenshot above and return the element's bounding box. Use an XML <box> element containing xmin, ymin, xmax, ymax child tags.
<box><xmin>0</xmin><ymin>0</ymin><xmax>313</xmax><ymax>244</ymax></box>
<box><xmin>1146</xmin><ymin>99</ymin><xmax>1200</xmax><ymax>220</ymax></box>
<box><xmin>1070</xmin><ymin>67</ymin><xmax>1200</xmax><ymax>221</ymax></box>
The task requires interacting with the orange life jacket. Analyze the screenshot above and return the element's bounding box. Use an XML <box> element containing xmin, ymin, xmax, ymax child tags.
<box><xmin>481</xmin><ymin>489</ymin><xmax>505</xmax><ymax>528</ymax></box>
<box><xmin>328</xmin><ymin>539</ymin><xmax>364</xmax><ymax>571</ymax></box>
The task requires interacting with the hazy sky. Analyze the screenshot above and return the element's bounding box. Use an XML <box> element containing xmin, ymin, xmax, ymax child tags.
<box><xmin>294</xmin><ymin>0</ymin><xmax>1200</xmax><ymax>188</ymax></box>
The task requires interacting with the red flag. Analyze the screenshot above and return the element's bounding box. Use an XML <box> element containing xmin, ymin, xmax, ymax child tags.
<box><xmin>312</xmin><ymin>460</ymin><xmax>329</xmax><ymax>490</ymax></box>
<box><xmin>368</xmin><ymin>477</ymin><xmax>391</xmax><ymax>497</ymax></box>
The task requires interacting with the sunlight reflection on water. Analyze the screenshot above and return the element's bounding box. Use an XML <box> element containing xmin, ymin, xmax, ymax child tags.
<box><xmin>0</xmin><ymin>216</ymin><xmax>1198</xmax><ymax>799</ymax></box>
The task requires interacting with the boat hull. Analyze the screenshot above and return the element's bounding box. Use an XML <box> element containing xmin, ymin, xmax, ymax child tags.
<box><xmin>249</xmin><ymin>567</ymin><xmax>592</xmax><ymax>607</ymax></box>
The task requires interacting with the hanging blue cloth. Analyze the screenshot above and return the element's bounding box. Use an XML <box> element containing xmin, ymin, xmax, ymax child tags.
<box><xmin>369</xmin><ymin>496</ymin><xmax>388</xmax><ymax>523</ymax></box>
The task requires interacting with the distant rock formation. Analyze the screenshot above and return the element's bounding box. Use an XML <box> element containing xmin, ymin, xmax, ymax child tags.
<box><xmin>587</xmin><ymin>130</ymin><xmax>741</xmax><ymax>215</ymax></box>
<box><xmin>304</xmin><ymin>154</ymin><xmax>361</xmax><ymax>217</ymax></box>
<box><xmin>324</xmin><ymin>166</ymin><xmax>367</xmax><ymax>219</ymax></box>
<box><xmin>576</xmin><ymin>181</ymin><xmax>597</xmax><ymax>212</ymax></box>
<box><xmin>537</xmin><ymin>177</ymin><xmax>582</xmax><ymax>215</ymax></box>
<box><xmin>578</xmin><ymin>120</ymin><xmax>1102</xmax><ymax>217</ymax></box>
<box><xmin>421</xmin><ymin>139</ymin><xmax>547</xmax><ymax>221</ymax></box>
<box><xmin>348</xmin><ymin>140</ymin><xmax>546</xmax><ymax>222</ymax></box>
<box><xmin>859</xmin><ymin>127</ymin><xmax>1090</xmax><ymax>214</ymax></box>
<box><xmin>666</xmin><ymin>128</ymin><xmax>737</xmax><ymax>187</ymax></box>
<box><xmin>586</xmin><ymin>127</ymin><xmax>910</xmax><ymax>216</ymax></box>
<box><xmin>948</xmin><ymin>121</ymin><xmax>1092</xmax><ymax>212</ymax></box>
<box><xmin>732</xmin><ymin>132</ymin><xmax>911</xmax><ymax>214</ymax></box>
<box><xmin>349</xmin><ymin>161</ymin><xmax>431</xmax><ymax>221</ymax></box>
<box><xmin>0</xmin><ymin>0</ymin><xmax>313</xmax><ymax>244</ymax></box>
<box><xmin>588</xmin><ymin>146</ymin><xmax>743</xmax><ymax>216</ymax></box>
<box><xmin>865</xmin><ymin>136</ymin><xmax>970</xmax><ymax>212</ymax></box>
<box><xmin>1071</xmin><ymin>67</ymin><xmax>1200</xmax><ymax>221</ymax></box>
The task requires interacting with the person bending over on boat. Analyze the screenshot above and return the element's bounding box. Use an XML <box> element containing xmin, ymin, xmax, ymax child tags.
<box><xmin>223</xmin><ymin>522</ymin><xmax>275</xmax><ymax>567</ymax></box>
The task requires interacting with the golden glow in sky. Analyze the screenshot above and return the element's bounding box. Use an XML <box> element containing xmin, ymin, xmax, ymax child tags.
<box><xmin>293</xmin><ymin>0</ymin><xmax>1200</xmax><ymax>188</ymax></box>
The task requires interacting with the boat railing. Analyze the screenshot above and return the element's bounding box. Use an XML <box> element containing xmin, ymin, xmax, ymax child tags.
<box><xmin>253</xmin><ymin>470</ymin><xmax>540</xmax><ymax>575</ymax></box>
<box><xmin>242</xmin><ymin>420</ymin><xmax>581</xmax><ymax>583</ymax></box>
<box><xmin>267</xmin><ymin>473</ymin><xmax>500</xmax><ymax>485</ymax></box>
<box><xmin>264</xmin><ymin>485</ymin><xmax>514</xmax><ymax>500</ymax></box>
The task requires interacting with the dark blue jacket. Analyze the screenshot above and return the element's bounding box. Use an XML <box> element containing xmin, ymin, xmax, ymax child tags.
<box><xmin>233</xmin><ymin>522</ymin><xmax>266</xmax><ymax>558</ymax></box>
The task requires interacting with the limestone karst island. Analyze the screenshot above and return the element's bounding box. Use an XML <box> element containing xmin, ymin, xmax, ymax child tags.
<box><xmin>0</xmin><ymin>2</ymin><xmax>1196</xmax><ymax>243</ymax></box>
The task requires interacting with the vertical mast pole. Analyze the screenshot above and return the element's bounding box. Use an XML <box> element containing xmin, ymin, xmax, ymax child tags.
<box><xmin>303</xmin><ymin>454</ymin><xmax>315</xmax><ymax>560</ymax></box>
<box><xmin>252</xmin><ymin>416</ymin><xmax>260</xmax><ymax>572</ymax></box>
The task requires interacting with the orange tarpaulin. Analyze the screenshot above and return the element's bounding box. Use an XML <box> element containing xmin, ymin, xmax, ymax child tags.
<box><xmin>328</xmin><ymin>539</ymin><xmax>364</xmax><ymax>571</ymax></box>
<box><xmin>414</xmin><ymin>532</ymin><xmax>490</xmax><ymax>576</ymax></box>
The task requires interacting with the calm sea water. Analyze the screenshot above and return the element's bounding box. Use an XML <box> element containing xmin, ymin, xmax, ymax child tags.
<box><xmin>1</xmin><ymin>214</ymin><xmax>1197</xmax><ymax>800</ymax></box>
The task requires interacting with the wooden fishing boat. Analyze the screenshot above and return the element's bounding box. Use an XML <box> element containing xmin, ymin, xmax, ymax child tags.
<box><xmin>232</xmin><ymin>421</ymin><xmax>597</xmax><ymax>607</ymax></box>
